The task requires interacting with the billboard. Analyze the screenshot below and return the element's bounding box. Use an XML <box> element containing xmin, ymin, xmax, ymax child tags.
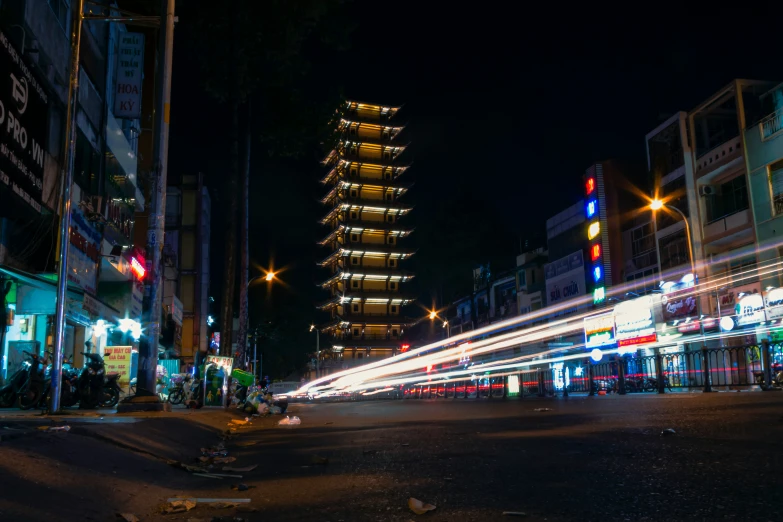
<box><xmin>545</xmin><ymin>250</ymin><xmax>585</xmax><ymax>311</ymax></box>
<box><xmin>584</xmin><ymin>312</ymin><xmax>615</xmax><ymax>348</ymax></box>
<box><xmin>0</xmin><ymin>31</ymin><xmax>47</xmax><ymax>213</ymax></box>
<box><xmin>614</xmin><ymin>295</ymin><xmax>657</xmax><ymax>348</ymax></box>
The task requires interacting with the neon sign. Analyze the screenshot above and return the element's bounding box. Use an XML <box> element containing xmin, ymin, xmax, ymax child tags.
<box><xmin>587</xmin><ymin>222</ymin><xmax>600</xmax><ymax>240</ymax></box>
<box><xmin>591</xmin><ymin>244</ymin><xmax>601</xmax><ymax>261</ymax></box>
<box><xmin>586</xmin><ymin>199</ymin><xmax>597</xmax><ymax>218</ymax></box>
<box><xmin>593</xmin><ymin>266</ymin><xmax>602</xmax><ymax>282</ymax></box>
<box><xmin>584</xmin><ymin>312</ymin><xmax>615</xmax><ymax>348</ymax></box>
<box><xmin>130</xmin><ymin>257</ymin><xmax>146</xmax><ymax>280</ymax></box>
<box><xmin>585</xmin><ymin>177</ymin><xmax>596</xmax><ymax>195</ymax></box>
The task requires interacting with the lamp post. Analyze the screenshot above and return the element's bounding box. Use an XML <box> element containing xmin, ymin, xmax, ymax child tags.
<box><xmin>310</xmin><ymin>325</ymin><xmax>320</xmax><ymax>379</ymax></box>
<box><xmin>650</xmin><ymin>199</ymin><xmax>711</xmax><ymax>392</ymax></box>
<box><xmin>246</xmin><ymin>269</ymin><xmax>275</xmax><ymax>372</ymax></box>
<box><xmin>428</xmin><ymin>310</ymin><xmax>450</xmax><ymax>338</ymax></box>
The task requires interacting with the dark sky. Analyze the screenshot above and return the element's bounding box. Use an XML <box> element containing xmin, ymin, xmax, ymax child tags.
<box><xmin>168</xmin><ymin>1</ymin><xmax>780</xmax><ymax>351</ymax></box>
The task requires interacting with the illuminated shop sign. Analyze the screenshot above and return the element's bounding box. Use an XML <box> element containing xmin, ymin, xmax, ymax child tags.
<box><xmin>764</xmin><ymin>287</ymin><xmax>783</xmax><ymax>321</ymax></box>
<box><xmin>614</xmin><ymin>296</ymin><xmax>657</xmax><ymax>347</ymax></box>
<box><xmin>587</xmin><ymin>222</ymin><xmax>600</xmax><ymax>240</ymax></box>
<box><xmin>584</xmin><ymin>169</ymin><xmax>604</xmax><ymax>303</ymax></box>
<box><xmin>586</xmin><ymin>199</ymin><xmax>597</xmax><ymax>219</ymax></box>
<box><xmin>130</xmin><ymin>257</ymin><xmax>146</xmax><ymax>280</ymax></box>
<box><xmin>735</xmin><ymin>292</ymin><xmax>765</xmax><ymax>327</ymax></box>
<box><xmin>584</xmin><ymin>312</ymin><xmax>615</xmax><ymax>348</ymax></box>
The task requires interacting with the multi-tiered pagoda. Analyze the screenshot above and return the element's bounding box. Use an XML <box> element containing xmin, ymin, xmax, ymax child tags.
<box><xmin>317</xmin><ymin>101</ymin><xmax>416</xmax><ymax>366</ymax></box>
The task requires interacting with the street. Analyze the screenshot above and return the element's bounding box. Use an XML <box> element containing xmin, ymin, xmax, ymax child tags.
<box><xmin>1</xmin><ymin>393</ymin><xmax>782</xmax><ymax>521</ymax></box>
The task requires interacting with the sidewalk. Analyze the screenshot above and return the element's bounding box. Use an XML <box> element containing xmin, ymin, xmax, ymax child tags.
<box><xmin>0</xmin><ymin>405</ymin><xmax>286</xmax><ymax>521</ymax></box>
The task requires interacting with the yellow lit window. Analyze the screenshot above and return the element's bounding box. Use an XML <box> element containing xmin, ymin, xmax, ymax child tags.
<box><xmin>588</xmin><ymin>221</ymin><xmax>600</xmax><ymax>240</ymax></box>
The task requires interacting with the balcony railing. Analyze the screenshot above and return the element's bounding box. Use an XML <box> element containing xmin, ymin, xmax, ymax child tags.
<box><xmin>761</xmin><ymin>108</ymin><xmax>783</xmax><ymax>141</ymax></box>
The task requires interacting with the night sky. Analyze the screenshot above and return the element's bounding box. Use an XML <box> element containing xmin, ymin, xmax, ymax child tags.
<box><xmin>167</xmin><ymin>1</ymin><xmax>779</xmax><ymax>370</ymax></box>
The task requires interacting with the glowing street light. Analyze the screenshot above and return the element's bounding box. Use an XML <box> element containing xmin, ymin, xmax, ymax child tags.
<box><xmin>265</xmin><ymin>271</ymin><xmax>275</xmax><ymax>282</ymax></box>
<box><xmin>649</xmin><ymin>198</ymin><xmax>664</xmax><ymax>211</ymax></box>
<box><xmin>429</xmin><ymin>311</ymin><xmax>437</xmax><ymax>320</ymax></box>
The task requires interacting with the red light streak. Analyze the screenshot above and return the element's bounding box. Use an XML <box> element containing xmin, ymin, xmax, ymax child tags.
<box><xmin>130</xmin><ymin>257</ymin><xmax>146</xmax><ymax>280</ymax></box>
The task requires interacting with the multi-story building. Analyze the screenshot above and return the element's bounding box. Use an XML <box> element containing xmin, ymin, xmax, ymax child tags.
<box><xmin>164</xmin><ymin>173</ymin><xmax>211</xmax><ymax>366</ymax></box>
<box><xmin>316</xmin><ymin>101</ymin><xmax>416</xmax><ymax>369</ymax></box>
<box><xmin>0</xmin><ymin>2</ymin><xmax>152</xmax><ymax>382</ymax></box>
<box><xmin>686</xmin><ymin>80</ymin><xmax>774</xmax><ymax>319</ymax></box>
<box><xmin>743</xmin><ymin>81</ymin><xmax>783</xmax><ymax>337</ymax></box>
<box><xmin>516</xmin><ymin>247</ymin><xmax>547</xmax><ymax>316</ymax></box>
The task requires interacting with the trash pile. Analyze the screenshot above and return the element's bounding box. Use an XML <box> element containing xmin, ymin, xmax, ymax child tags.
<box><xmin>229</xmin><ymin>382</ymin><xmax>288</xmax><ymax>416</ymax></box>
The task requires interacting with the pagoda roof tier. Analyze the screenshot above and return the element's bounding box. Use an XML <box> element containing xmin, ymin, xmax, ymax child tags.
<box><xmin>317</xmin><ymin>245</ymin><xmax>416</xmax><ymax>267</ymax></box>
<box><xmin>317</xmin><ymin>292</ymin><xmax>417</xmax><ymax>311</ymax></box>
<box><xmin>321</xmin><ymin>140</ymin><xmax>407</xmax><ymax>165</ymax></box>
<box><xmin>320</xmin><ymin>314</ymin><xmax>417</xmax><ymax>332</ymax></box>
<box><xmin>318</xmin><ymin>268</ymin><xmax>415</xmax><ymax>288</ymax></box>
<box><xmin>341</xmin><ymin>138</ymin><xmax>410</xmax><ymax>151</ymax></box>
<box><xmin>319</xmin><ymin>200</ymin><xmax>412</xmax><ymax>225</ymax></box>
<box><xmin>321</xmin><ymin>161</ymin><xmax>410</xmax><ymax>185</ymax></box>
<box><xmin>339</xmin><ymin>118</ymin><xmax>406</xmax><ymax>139</ymax></box>
<box><xmin>317</xmin><ymin>223</ymin><xmax>414</xmax><ymax>246</ymax></box>
<box><xmin>322</xmin><ymin>148</ymin><xmax>409</xmax><ymax>167</ymax></box>
<box><xmin>345</xmin><ymin>100</ymin><xmax>402</xmax><ymax>116</ymax></box>
<box><xmin>319</xmin><ymin>182</ymin><xmax>411</xmax><ymax>205</ymax></box>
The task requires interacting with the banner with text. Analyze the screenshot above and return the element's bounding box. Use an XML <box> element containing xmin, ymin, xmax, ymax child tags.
<box><xmin>114</xmin><ymin>33</ymin><xmax>145</xmax><ymax>118</ymax></box>
<box><xmin>0</xmin><ymin>31</ymin><xmax>47</xmax><ymax>213</ymax></box>
<box><xmin>104</xmin><ymin>345</ymin><xmax>133</xmax><ymax>389</ymax></box>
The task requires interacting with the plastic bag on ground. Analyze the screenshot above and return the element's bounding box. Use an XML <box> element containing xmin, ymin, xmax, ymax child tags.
<box><xmin>277</xmin><ymin>415</ymin><xmax>301</xmax><ymax>426</ymax></box>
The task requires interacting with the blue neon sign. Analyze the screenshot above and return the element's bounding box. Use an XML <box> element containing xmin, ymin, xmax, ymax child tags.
<box><xmin>593</xmin><ymin>265</ymin><xmax>602</xmax><ymax>282</ymax></box>
<box><xmin>586</xmin><ymin>199</ymin><xmax>598</xmax><ymax>219</ymax></box>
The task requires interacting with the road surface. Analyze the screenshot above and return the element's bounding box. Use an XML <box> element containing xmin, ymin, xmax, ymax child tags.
<box><xmin>1</xmin><ymin>392</ymin><xmax>781</xmax><ymax>521</ymax></box>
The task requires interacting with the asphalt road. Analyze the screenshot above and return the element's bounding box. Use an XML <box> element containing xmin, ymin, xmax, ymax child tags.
<box><xmin>1</xmin><ymin>392</ymin><xmax>782</xmax><ymax>521</ymax></box>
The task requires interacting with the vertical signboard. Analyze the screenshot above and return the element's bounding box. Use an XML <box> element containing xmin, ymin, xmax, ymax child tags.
<box><xmin>584</xmin><ymin>169</ymin><xmax>604</xmax><ymax>303</ymax></box>
<box><xmin>114</xmin><ymin>33</ymin><xmax>145</xmax><ymax>118</ymax></box>
<box><xmin>104</xmin><ymin>345</ymin><xmax>133</xmax><ymax>390</ymax></box>
<box><xmin>0</xmin><ymin>31</ymin><xmax>47</xmax><ymax>213</ymax></box>
<box><xmin>68</xmin><ymin>205</ymin><xmax>101</xmax><ymax>294</ymax></box>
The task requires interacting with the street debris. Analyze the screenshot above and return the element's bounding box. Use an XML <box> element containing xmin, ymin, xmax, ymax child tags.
<box><xmin>37</xmin><ymin>425</ymin><xmax>71</xmax><ymax>431</ymax></box>
<box><xmin>408</xmin><ymin>498</ymin><xmax>436</xmax><ymax>515</ymax></box>
<box><xmin>503</xmin><ymin>512</ymin><xmax>528</xmax><ymax>517</ymax></box>
<box><xmin>162</xmin><ymin>499</ymin><xmax>197</xmax><ymax>514</ymax></box>
<box><xmin>311</xmin><ymin>455</ymin><xmax>329</xmax><ymax>465</ymax></box>
<box><xmin>117</xmin><ymin>513</ymin><xmax>140</xmax><ymax>522</ymax></box>
<box><xmin>193</xmin><ymin>473</ymin><xmax>225</xmax><ymax>479</ymax></box>
<box><xmin>661</xmin><ymin>428</ymin><xmax>677</xmax><ymax>436</ymax></box>
<box><xmin>533</xmin><ymin>408</ymin><xmax>552</xmax><ymax>412</ymax></box>
<box><xmin>278</xmin><ymin>415</ymin><xmax>301</xmax><ymax>426</ymax></box>
<box><xmin>167</xmin><ymin>498</ymin><xmax>251</xmax><ymax>504</ymax></box>
<box><xmin>223</xmin><ymin>465</ymin><xmax>257</xmax><ymax>472</ymax></box>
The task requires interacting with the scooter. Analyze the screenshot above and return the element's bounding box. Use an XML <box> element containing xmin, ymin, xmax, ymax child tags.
<box><xmin>0</xmin><ymin>358</ymin><xmax>34</xmax><ymax>407</ymax></box>
<box><xmin>17</xmin><ymin>351</ymin><xmax>47</xmax><ymax>410</ymax></box>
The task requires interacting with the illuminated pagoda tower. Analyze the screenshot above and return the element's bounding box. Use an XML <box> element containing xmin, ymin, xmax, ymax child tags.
<box><xmin>317</xmin><ymin>101</ymin><xmax>416</xmax><ymax>367</ymax></box>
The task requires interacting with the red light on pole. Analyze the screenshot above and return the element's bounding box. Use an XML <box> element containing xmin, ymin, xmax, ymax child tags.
<box><xmin>130</xmin><ymin>257</ymin><xmax>146</xmax><ymax>280</ymax></box>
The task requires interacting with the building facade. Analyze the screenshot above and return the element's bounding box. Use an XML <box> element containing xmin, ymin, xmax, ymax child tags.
<box><xmin>317</xmin><ymin>101</ymin><xmax>416</xmax><ymax>368</ymax></box>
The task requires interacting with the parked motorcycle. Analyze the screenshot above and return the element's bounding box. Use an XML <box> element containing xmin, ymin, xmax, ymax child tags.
<box><xmin>77</xmin><ymin>352</ymin><xmax>112</xmax><ymax>409</ymax></box>
<box><xmin>0</xmin><ymin>354</ymin><xmax>36</xmax><ymax>407</ymax></box>
<box><xmin>17</xmin><ymin>351</ymin><xmax>47</xmax><ymax>410</ymax></box>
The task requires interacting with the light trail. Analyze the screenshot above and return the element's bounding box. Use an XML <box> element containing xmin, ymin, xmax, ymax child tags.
<box><xmin>297</xmin><ymin>245</ymin><xmax>783</xmax><ymax>398</ymax></box>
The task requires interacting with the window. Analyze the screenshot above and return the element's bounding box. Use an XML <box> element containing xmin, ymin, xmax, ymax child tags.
<box><xmin>389</xmin><ymin>259</ymin><xmax>396</xmax><ymax>267</ymax></box>
<box><xmin>387</xmin><ymin>215</ymin><xmax>394</xmax><ymax>223</ymax></box>
<box><xmin>517</xmin><ymin>269</ymin><xmax>526</xmax><ymax>289</ymax></box>
<box><xmin>349</xmin><ymin>126</ymin><xmax>357</xmax><ymax>136</ymax></box>
<box><xmin>351</xmin><ymin>233</ymin><xmax>359</xmax><ymax>242</ymax></box>
<box><xmin>388</xmin><ymin>236</ymin><xmax>395</xmax><ymax>244</ymax></box>
<box><xmin>391</xmin><ymin>305</ymin><xmax>398</xmax><ymax>313</ymax></box>
<box><xmin>352</xmin><ymin>280</ymin><xmax>359</xmax><ymax>288</ymax></box>
<box><xmin>390</xmin><ymin>281</ymin><xmax>397</xmax><ymax>290</ymax></box>
<box><xmin>352</xmin><ymin>257</ymin><xmax>359</xmax><ymax>265</ymax></box>
<box><xmin>48</xmin><ymin>0</ymin><xmax>71</xmax><ymax>35</ymax></box>
<box><xmin>350</xmin><ymin>168</ymin><xmax>358</xmax><ymax>177</ymax></box>
<box><xmin>385</xmin><ymin>171</ymin><xmax>392</xmax><ymax>180</ymax></box>
<box><xmin>353</xmin><ymin>304</ymin><xmax>359</xmax><ymax>312</ymax></box>
<box><xmin>351</xmin><ymin>211</ymin><xmax>358</xmax><ymax>220</ymax></box>
<box><xmin>391</xmin><ymin>329</ymin><xmax>398</xmax><ymax>337</ymax></box>
<box><xmin>353</xmin><ymin>328</ymin><xmax>359</xmax><ymax>336</ymax></box>
<box><xmin>660</xmin><ymin>230</ymin><xmax>687</xmax><ymax>271</ymax></box>
<box><xmin>386</xmin><ymin>193</ymin><xmax>393</xmax><ymax>201</ymax></box>
<box><xmin>350</xmin><ymin>190</ymin><xmax>358</xmax><ymax>198</ymax></box>
<box><xmin>705</xmin><ymin>175</ymin><xmax>749</xmax><ymax>223</ymax></box>
<box><xmin>770</xmin><ymin>159</ymin><xmax>783</xmax><ymax>216</ymax></box>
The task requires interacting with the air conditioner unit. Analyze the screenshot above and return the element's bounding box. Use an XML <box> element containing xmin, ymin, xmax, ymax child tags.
<box><xmin>699</xmin><ymin>185</ymin><xmax>721</xmax><ymax>197</ymax></box>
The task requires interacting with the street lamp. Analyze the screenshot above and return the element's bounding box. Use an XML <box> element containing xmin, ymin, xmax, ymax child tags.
<box><xmin>310</xmin><ymin>324</ymin><xmax>320</xmax><ymax>379</ymax></box>
<box><xmin>247</xmin><ymin>269</ymin><xmax>278</xmax><ymax>376</ymax></box>
<box><xmin>429</xmin><ymin>311</ymin><xmax>437</xmax><ymax>320</ymax></box>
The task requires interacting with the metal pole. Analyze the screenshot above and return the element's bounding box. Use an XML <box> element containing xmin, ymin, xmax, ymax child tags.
<box><xmin>253</xmin><ymin>330</ymin><xmax>257</xmax><ymax>380</ymax></box>
<box><xmin>137</xmin><ymin>0</ymin><xmax>175</xmax><ymax>397</ymax></box>
<box><xmin>51</xmin><ymin>0</ymin><xmax>84</xmax><ymax>413</ymax></box>
<box><xmin>651</xmin><ymin>208</ymin><xmax>663</xmax><ymax>280</ymax></box>
<box><xmin>315</xmin><ymin>329</ymin><xmax>320</xmax><ymax>379</ymax></box>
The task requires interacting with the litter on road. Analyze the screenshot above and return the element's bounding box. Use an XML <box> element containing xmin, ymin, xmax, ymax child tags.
<box><xmin>278</xmin><ymin>415</ymin><xmax>301</xmax><ymax>426</ymax></box>
<box><xmin>162</xmin><ymin>499</ymin><xmax>197</xmax><ymax>514</ymax></box>
<box><xmin>408</xmin><ymin>498</ymin><xmax>436</xmax><ymax>515</ymax></box>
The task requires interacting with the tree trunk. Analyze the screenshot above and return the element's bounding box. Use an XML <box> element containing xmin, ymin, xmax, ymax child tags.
<box><xmin>237</xmin><ymin>99</ymin><xmax>251</xmax><ymax>366</ymax></box>
<box><xmin>219</xmin><ymin>4</ymin><xmax>242</xmax><ymax>356</ymax></box>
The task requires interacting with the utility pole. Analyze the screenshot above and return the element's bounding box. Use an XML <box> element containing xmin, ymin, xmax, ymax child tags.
<box><xmin>50</xmin><ymin>0</ymin><xmax>85</xmax><ymax>413</ymax></box>
<box><xmin>124</xmin><ymin>0</ymin><xmax>175</xmax><ymax>408</ymax></box>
